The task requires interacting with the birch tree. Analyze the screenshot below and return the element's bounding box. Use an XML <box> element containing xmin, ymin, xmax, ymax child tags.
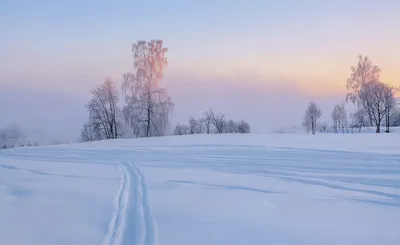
<box><xmin>331</xmin><ymin>103</ymin><xmax>348</xmax><ymax>134</ymax></box>
<box><xmin>122</xmin><ymin>40</ymin><xmax>174</xmax><ymax>137</ymax></box>
<box><xmin>304</xmin><ymin>101</ymin><xmax>322</xmax><ymax>135</ymax></box>
<box><xmin>202</xmin><ymin>110</ymin><xmax>215</xmax><ymax>134</ymax></box>
<box><xmin>346</xmin><ymin>55</ymin><xmax>381</xmax><ymax>125</ymax></box>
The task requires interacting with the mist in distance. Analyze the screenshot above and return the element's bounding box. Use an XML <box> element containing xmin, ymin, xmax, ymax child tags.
<box><xmin>1</xmin><ymin>0</ymin><xmax>398</xmax><ymax>143</ymax></box>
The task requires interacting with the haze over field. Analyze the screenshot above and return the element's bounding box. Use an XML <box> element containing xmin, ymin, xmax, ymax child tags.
<box><xmin>1</xmin><ymin>0</ymin><xmax>400</xmax><ymax>142</ymax></box>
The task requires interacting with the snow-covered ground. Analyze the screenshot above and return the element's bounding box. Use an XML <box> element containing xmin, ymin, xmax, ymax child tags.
<box><xmin>0</xmin><ymin>133</ymin><xmax>399</xmax><ymax>245</ymax></box>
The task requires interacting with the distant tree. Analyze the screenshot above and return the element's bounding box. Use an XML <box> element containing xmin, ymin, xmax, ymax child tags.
<box><xmin>86</xmin><ymin>78</ymin><xmax>123</xmax><ymax>140</ymax></box>
<box><xmin>304</xmin><ymin>101</ymin><xmax>322</xmax><ymax>135</ymax></box>
<box><xmin>173</xmin><ymin>124</ymin><xmax>189</xmax><ymax>135</ymax></box>
<box><xmin>80</xmin><ymin>122</ymin><xmax>97</xmax><ymax>142</ymax></box>
<box><xmin>122</xmin><ymin>40</ymin><xmax>174</xmax><ymax>137</ymax></box>
<box><xmin>318</xmin><ymin>122</ymin><xmax>328</xmax><ymax>132</ymax></box>
<box><xmin>384</xmin><ymin>85</ymin><xmax>398</xmax><ymax>133</ymax></box>
<box><xmin>202</xmin><ymin>110</ymin><xmax>215</xmax><ymax>134</ymax></box>
<box><xmin>390</xmin><ymin>107</ymin><xmax>400</xmax><ymax>127</ymax></box>
<box><xmin>331</xmin><ymin>105</ymin><xmax>340</xmax><ymax>134</ymax></box>
<box><xmin>331</xmin><ymin>103</ymin><xmax>348</xmax><ymax>134</ymax></box>
<box><xmin>237</xmin><ymin>120</ymin><xmax>251</xmax><ymax>134</ymax></box>
<box><xmin>346</xmin><ymin>55</ymin><xmax>381</xmax><ymax>125</ymax></box>
<box><xmin>197</xmin><ymin>117</ymin><xmax>207</xmax><ymax>134</ymax></box>
<box><xmin>188</xmin><ymin>117</ymin><xmax>199</xmax><ymax>134</ymax></box>
<box><xmin>358</xmin><ymin>80</ymin><xmax>395</xmax><ymax>133</ymax></box>
<box><xmin>350</xmin><ymin>108</ymin><xmax>368</xmax><ymax>132</ymax></box>
<box><xmin>302</xmin><ymin>115</ymin><xmax>312</xmax><ymax>134</ymax></box>
<box><xmin>0</xmin><ymin>124</ymin><xmax>25</xmax><ymax>149</ymax></box>
<box><xmin>225</xmin><ymin>120</ymin><xmax>237</xmax><ymax>133</ymax></box>
<box><xmin>206</xmin><ymin>109</ymin><xmax>227</xmax><ymax>134</ymax></box>
<box><xmin>174</xmin><ymin>110</ymin><xmax>251</xmax><ymax>136</ymax></box>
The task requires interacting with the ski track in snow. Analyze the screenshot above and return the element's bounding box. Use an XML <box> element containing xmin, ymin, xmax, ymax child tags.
<box><xmin>101</xmin><ymin>161</ymin><xmax>156</xmax><ymax>245</ymax></box>
<box><xmin>1</xmin><ymin>135</ymin><xmax>400</xmax><ymax>245</ymax></box>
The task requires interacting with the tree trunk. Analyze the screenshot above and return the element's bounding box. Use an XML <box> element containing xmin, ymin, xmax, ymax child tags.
<box><xmin>368</xmin><ymin>114</ymin><xmax>373</xmax><ymax>127</ymax></box>
<box><xmin>311</xmin><ymin>120</ymin><xmax>315</xmax><ymax>135</ymax></box>
<box><xmin>376</xmin><ymin>122</ymin><xmax>380</xmax><ymax>133</ymax></box>
<box><xmin>386</xmin><ymin>112</ymin><xmax>390</xmax><ymax>133</ymax></box>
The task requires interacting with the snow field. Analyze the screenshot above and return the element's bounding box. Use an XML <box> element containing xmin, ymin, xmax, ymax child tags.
<box><xmin>0</xmin><ymin>133</ymin><xmax>399</xmax><ymax>245</ymax></box>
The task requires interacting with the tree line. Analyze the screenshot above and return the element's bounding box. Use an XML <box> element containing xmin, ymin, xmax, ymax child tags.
<box><xmin>173</xmin><ymin>109</ymin><xmax>250</xmax><ymax>135</ymax></box>
<box><xmin>80</xmin><ymin>39</ymin><xmax>251</xmax><ymax>142</ymax></box>
<box><xmin>302</xmin><ymin>55</ymin><xmax>399</xmax><ymax>134</ymax></box>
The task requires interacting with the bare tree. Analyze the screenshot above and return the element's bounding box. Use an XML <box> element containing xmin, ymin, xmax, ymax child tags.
<box><xmin>175</xmin><ymin>111</ymin><xmax>251</xmax><ymax>136</ymax></box>
<box><xmin>122</xmin><ymin>40</ymin><xmax>174</xmax><ymax>137</ymax></box>
<box><xmin>206</xmin><ymin>109</ymin><xmax>227</xmax><ymax>134</ymax></box>
<box><xmin>226</xmin><ymin>120</ymin><xmax>238</xmax><ymax>133</ymax></box>
<box><xmin>188</xmin><ymin>117</ymin><xmax>199</xmax><ymax>134</ymax></box>
<box><xmin>202</xmin><ymin>110</ymin><xmax>215</xmax><ymax>134</ymax></box>
<box><xmin>383</xmin><ymin>85</ymin><xmax>397</xmax><ymax>133</ymax></box>
<box><xmin>304</xmin><ymin>101</ymin><xmax>322</xmax><ymax>135</ymax></box>
<box><xmin>80</xmin><ymin>122</ymin><xmax>97</xmax><ymax>142</ymax></box>
<box><xmin>302</xmin><ymin>114</ymin><xmax>312</xmax><ymax>134</ymax></box>
<box><xmin>86</xmin><ymin>78</ymin><xmax>122</xmax><ymax>140</ymax></box>
<box><xmin>331</xmin><ymin>105</ymin><xmax>340</xmax><ymax>134</ymax></box>
<box><xmin>237</xmin><ymin>120</ymin><xmax>251</xmax><ymax>134</ymax></box>
<box><xmin>173</xmin><ymin>124</ymin><xmax>189</xmax><ymax>135</ymax></box>
<box><xmin>359</xmin><ymin>80</ymin><xmax>395</xmax><ymax>133</ymax></box>
<box><xmin>350</xmin><ymin>108</ymin><xmax>368</xmax><ymax>132</ymax></box>
<box><xmin>197</xmin><ymin>117</ymin><xmax>206</xmax><ymax>134</ymax></box>
<box><xmin>331</xmin><ymin>103</ymin><xmax>348</xmax><ymax>134</ymax></box>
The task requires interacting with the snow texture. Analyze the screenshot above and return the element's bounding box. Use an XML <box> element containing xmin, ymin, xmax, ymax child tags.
<box><xmin>0</xmin><ymin>133</ymin><xmax>400</xmax><ymax>245</ymax></box>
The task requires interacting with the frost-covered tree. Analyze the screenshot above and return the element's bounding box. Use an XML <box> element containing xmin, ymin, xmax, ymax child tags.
<box><xmin>122</xmin><ymin>40</ymin><xmax>174</xmax><ymax>137</ymax></box>
<box><xmin>331</xmin><ymin>103</ymin><xmax>348</xmax><ymax>134</ymax></box>
<box><xmin>359</xmin><ymin>80</ymin><xmax>395</xmax><ymax>133</ymax></box>
<box><xmin>302</xmin><ymin>114</ymin><xmax>311</xmax><ymax>134</ymax></box>
<box><xmin>391</xmin><ymin>109</ymin><xmax>400</xmax><ymax>127</ymax></box>
<box><xmin>80</xmin><ymin>122</ymin><xmax>97</xmax><ymax>142</ymax></box>
<box><xmin>346</xmin><ymin>55</ymin><xmax>381</xmax><ymax>125</ymax></box>
<box><xmin>173</xmin><ymin>124</ymin><xmax>189</xmax><ymax>135</ymax></box>
<box><xmin>331</xmin><ymin>106</ymin><xmax>340</xmax><ymax>134</ymax></box>
<box><xmin>304</xmin><ymin>101</ymin><xmax>322</xmax><ymax>135</ymax></box>
<box><xmin>188</xmin><ymin>117</ymin><xmax>203</xmax><ymax>134</ymax></box>
<box><xmin>226</xmin><ymin>120</ymin><xmax>238</xmax><ymax>133</ymax></box>
<box><xmin>202</xmin><ymin>110</ymin><xmax>215</xmax><ymax>134</ymax></box>
<box><xmin>237</xmin><ymin>120</ymin><xmax>251</xmax><ymax>134</ymax></box>
<box><xmin>174</xmin><ymin>109</ymin><xmax>251</xmax><ymax>136</ymax></box>
<box><xmin>350</xmin><ymin>108</ymin><xmax>368</xmax><ymax>132</ymax></box>
<box><xmin>0</xmin><ymin>124</ymin><xmax>25</xmax><ymax>149</ymax></box>
<box><xmin>85</xmin><ymin>78</ymin><xmax>123</xmax><ymax>140</ymax></box>
<box><xmin>206</xmin><ymin>109</ymin><xmax>227</xmax><ymax>134</ymax></box>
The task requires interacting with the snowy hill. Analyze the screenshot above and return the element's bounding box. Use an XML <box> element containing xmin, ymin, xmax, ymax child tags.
<box><xmin>1</xmin><ymin>133</ymin><xmax>400</xmax><ymax>245</ymax></box>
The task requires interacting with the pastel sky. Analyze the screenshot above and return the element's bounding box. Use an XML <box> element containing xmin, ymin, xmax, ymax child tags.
<box><xmin>1</xmin><ymin>0</ymin><xmax>399</xmax><ymax>142</ymax></box>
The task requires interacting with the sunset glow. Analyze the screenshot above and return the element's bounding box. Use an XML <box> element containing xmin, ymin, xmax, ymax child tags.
<box><xmin>1</xmin><ymin>0</ymin><xmax>400</xmax><ymax>139</ymax></box>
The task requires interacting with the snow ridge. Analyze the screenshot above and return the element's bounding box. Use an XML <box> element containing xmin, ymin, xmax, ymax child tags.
<box><xmin>102</xmin><ymin>161</ymin><xmax>157</xmax><ymax>245</ymax></box>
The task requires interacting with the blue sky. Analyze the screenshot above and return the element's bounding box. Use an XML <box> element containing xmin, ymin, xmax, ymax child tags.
<box><xmin>1</xmin><ymin>0</ymin><xmax>399</xmax><ymax>141</ymax></box>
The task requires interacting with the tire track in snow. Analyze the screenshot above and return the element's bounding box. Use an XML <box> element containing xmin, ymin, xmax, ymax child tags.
<box><xmin>102</xmin><ymin>161</ymin><xmax>157</xmax><ymax>245</ymax></box>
